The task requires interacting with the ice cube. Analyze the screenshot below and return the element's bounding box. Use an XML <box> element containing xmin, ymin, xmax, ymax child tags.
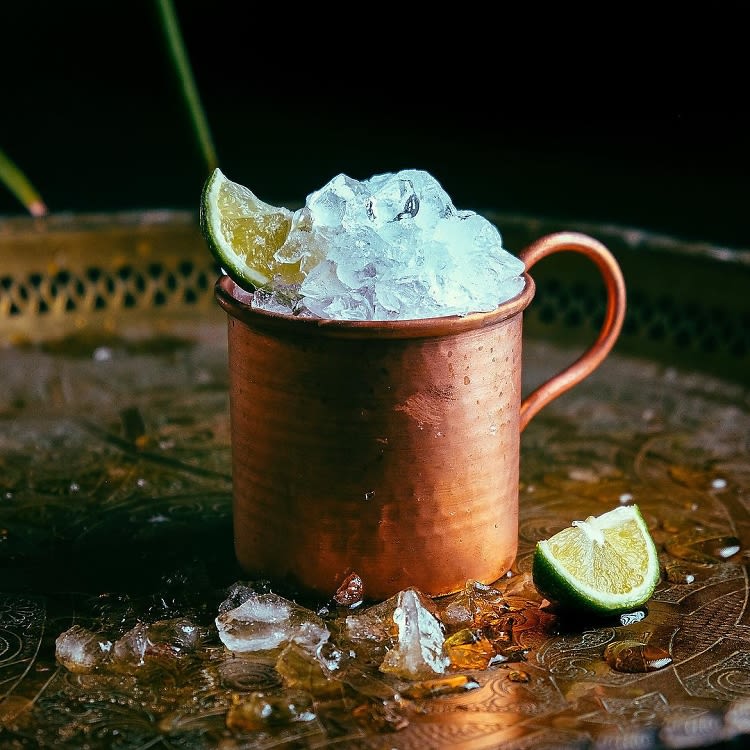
<box><xmin>55</xmin><ymin>625</ymin><xmax>112</xmax><ymax>673</ymax></box>
<box><xmin>216</xmin><ymin>583</ymin><xmax>330</xmax><ymax>654</ymax></box>
<box><xmin>379</xmin><ymin>588</ymin><xmax>449</xmax><ymax>679</ymax></box>
<box><xmin>345</xmin><ymin>588</ymin><xmax>449</xmax><ymax>680</ymax></box>
<box><xmin>109</xmin><ymin>617</ymin><xmax>205</xmax><ymax>668</ymax></box>
<box><xmin>112</xmin><ymin>621</ymin><xmax>150</xmax><ymax>666</ymax></box>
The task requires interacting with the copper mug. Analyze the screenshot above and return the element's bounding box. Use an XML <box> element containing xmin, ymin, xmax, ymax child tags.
<box><xmin>215</xmin><ymin>231</ymin><xmax>626</xmax><ymax>602</ymax></box>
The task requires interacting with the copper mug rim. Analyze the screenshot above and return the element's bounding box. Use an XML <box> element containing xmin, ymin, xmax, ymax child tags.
<box><xmin>215</xmin><ymin>272</ymin><xmax>537</xmax><ymax>341</ymax></box>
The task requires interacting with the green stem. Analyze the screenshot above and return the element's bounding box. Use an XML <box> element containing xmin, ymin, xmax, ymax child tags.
<box><xmin>0</xmin><ymin>148</ymin><xmax>48</xmax><ymax>217</ymax></box>
<box><xmin>156</xmin><ymin>0</ymin><xmax>218</xmax><ymax>174</ymax></box>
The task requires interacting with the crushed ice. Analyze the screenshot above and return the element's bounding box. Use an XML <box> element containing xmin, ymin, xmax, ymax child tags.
<box><xmin>251</xmin><ymin>169</ymin><xmax>526</xmax><ymax>320</ymax></box>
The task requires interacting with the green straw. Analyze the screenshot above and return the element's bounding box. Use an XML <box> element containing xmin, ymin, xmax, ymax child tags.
<box><xmin>156</xmin><ymin>0</ymin><xmax>218</xmax><ymax>174</ymax></box>
<box><xmin>1</xmin><ymin>2</ymin><xmax>216</xmax><ymax>216</ymax></box>
<box><xmin>0</xmin><ymin>148</ymin><xmax>48</xmax><ymax>217</ymax></box>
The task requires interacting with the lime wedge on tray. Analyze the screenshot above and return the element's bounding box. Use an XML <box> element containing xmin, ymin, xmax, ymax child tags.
<box><xmin>532</xmin><ymin>504</ymin><xmax>660</xmax><ymax>616</ymax></box>
<box><xmin>199</xmin><ymin>167</ymin><xmax>300</xmax><ymax>289</ymax></box>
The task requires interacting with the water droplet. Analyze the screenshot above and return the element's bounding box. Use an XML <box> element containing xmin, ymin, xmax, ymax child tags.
<box><xmin>618</xmin><ymin>609</ymin><xmax>647</xmax><ymax>626</ymax></box>
<box><xmin>711</xmin><ymin>477</ymin><xmax>727</xmax><ymax>489</ymax></box>
<box><xmin>714</xmin><ymin>538</ymin><xmax>741</xmax><ymax>559</ymax></box>
<box><xmin>93</xmin><ymin>346</ymin><xmax>113</xmax><ymax>361</ymax></box>
<box><xmin>568</xmin><ymin>467</ymin><xmax>598</xmax><ymax>482</ymax></box>
<box><xmin>604</xmin><ymin>640</ymin><xmax>672</xmax><ymax>673</ymax></box>
<box><xmin>364</xmin><ymin>491</ymin><xmax>375</xmax><ymax>501</ymax></box>
<box><xmin>69</xmin><ymin>482</ymin><xmax>80</xmax><ymax>493</ymax></box>
<box><xmin>507</xmin><ymin>669</ymin><xmax>530</xmax><ymax>682</ymax></box>
<box><xmin>401</xmin><ymin>674</ymin><xmax>479</xmax><ymax>699</ymax></box>
<box><xmin>619</xmin><ymin>492</ymin><xmax>633</xmax><ymax>504</ymax></box>
<box><xmin>665</xmin><ymin>561</ymin><xmax>697</xmax><ymax>584</ymax></box>
<box><xmin>334</xmin><ymin>572</ymin><xmax>364</xmax><ymax>608</ymax></box>
<box><xmin>666</xmin><ymin>533</ymin><xmax>742</xmax><ymax>564</ymax></box>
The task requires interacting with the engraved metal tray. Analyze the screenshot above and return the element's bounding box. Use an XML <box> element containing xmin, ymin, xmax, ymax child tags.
<box><xmin>1</xmin><ymin>211</ymin><xmax>749</xmax><ymax>749</ymax></box>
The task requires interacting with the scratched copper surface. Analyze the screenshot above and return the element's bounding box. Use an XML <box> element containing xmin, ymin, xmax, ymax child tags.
<box><xmin>0</xmin><ymin>328</ymin><xmax>749</xmax><ymax>750</ymax></box>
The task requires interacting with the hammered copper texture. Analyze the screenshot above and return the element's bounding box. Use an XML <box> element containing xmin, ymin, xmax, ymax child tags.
<box><xmin>221</xmin><ymin>289</ymin><xmax>528</xmax><ymax>602</ymax></box>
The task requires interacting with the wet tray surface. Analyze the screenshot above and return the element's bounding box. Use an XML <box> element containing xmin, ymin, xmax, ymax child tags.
<box><xmin>1</xmin><ymin>212</ymin><xmax>749</xmax><ymax>749</ymax></box>
<box><xmin>1</xmin><ymin>330</ymin><xmax>749</xmax><ymax>750</ymax></box>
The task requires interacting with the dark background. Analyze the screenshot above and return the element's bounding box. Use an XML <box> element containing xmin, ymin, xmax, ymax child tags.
<box><xmin>2</xmin><ymin>2</ymin><xmax>747</xmax><ymax>250</ymax></box>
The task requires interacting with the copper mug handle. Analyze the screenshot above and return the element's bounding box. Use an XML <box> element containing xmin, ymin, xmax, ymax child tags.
<box><xmin>518</xmin><ymin>231</ymin><xmax>627</xmax><ymax>431</ymax></box>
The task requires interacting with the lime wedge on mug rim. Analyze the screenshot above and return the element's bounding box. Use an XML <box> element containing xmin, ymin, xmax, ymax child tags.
<box><xmin>199</xmin><ymin>167</ymin><xmax>299</xmax><ymax>290</ymax></box>
<box><xmin>532</xmin><ymin>504</ymin><xmax>660</xmax><ymax>616</ymax></box>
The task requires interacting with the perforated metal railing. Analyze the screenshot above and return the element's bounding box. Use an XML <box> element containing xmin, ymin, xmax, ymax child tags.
<box><xmin>529</xmin><ymin>265</ymin><xmax>750</xmax><ymax>364</ymax></box>
<box><xmin>0</xmin><ymin>211</ymin><xmax>221</xmax><ymax>344</ymax></box>
<box><xmin>495</xmin><ymin>215</ymin><xmax>750</xmax><ymax>386</ymax></box>
<box><xmin>1</xmin><ymin>210</ymin><xmax>748</xmax><ymax>384</ymax></box>
<box><xmin>1</xmin><ymin>260</ymin><xmax>214</xmax><ymax>317</ymax></box>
